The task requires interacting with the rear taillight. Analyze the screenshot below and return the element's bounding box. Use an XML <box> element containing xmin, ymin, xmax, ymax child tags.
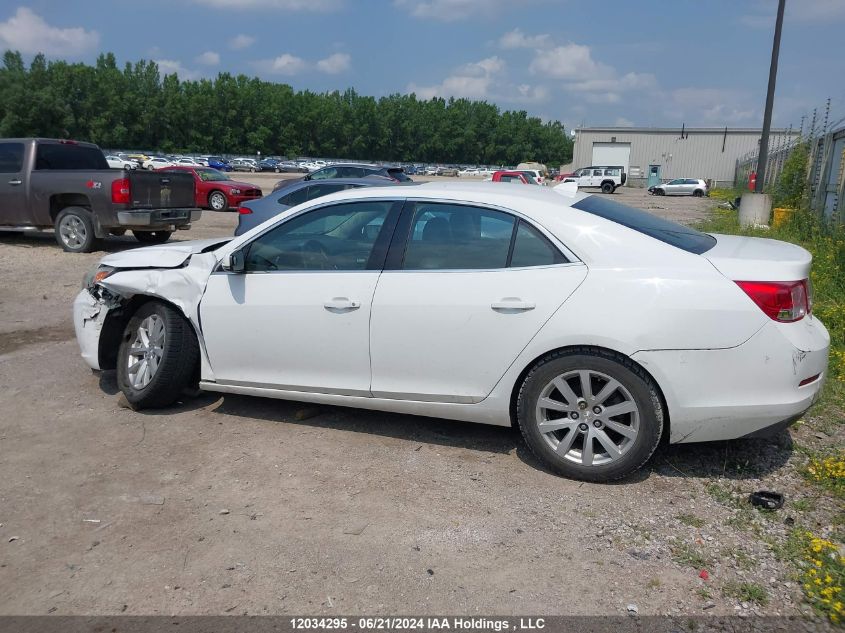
<box><xmin>735</xmin><ymin>280</ymin><xmax>810</xmax><ymax>322</ymax></box>
<box><xmin>111</xmin><ymin>178</ymin><xmax>130</xmax><ymax>204</ymax></box>
<box><xmin>237</xmin><ymin>206</ymin><xmax>252</xmax><ymax>215</ymax></box>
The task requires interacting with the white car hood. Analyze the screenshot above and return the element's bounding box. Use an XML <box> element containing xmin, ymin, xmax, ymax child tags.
<box><xmin>99</xmin><ymin>238</ymin><xmax>230</xmax><ymax>269</ymax></box>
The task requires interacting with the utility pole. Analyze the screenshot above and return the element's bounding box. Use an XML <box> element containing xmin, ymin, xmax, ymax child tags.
<box><xmin>755</xmin><ymin>0</ymin><xmax>786</xmax><ymax>192</ymax></box>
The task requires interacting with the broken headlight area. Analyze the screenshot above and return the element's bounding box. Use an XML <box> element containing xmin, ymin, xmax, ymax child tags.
<box><xmin>82</xmin><ymin>265</ymin><xmax>116</xmax><ymax>290</ymax></box>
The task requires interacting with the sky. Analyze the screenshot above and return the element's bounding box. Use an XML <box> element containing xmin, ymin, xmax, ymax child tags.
<box><xmin>1</xmin><ymin>0</ymin><xmax>844</xmax><ymax>131</ymax></box>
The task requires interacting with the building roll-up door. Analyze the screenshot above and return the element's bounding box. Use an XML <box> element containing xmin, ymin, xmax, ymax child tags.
<box><xmin>592</xmin><ymin>142</ymin><xmax>631</xmax><ymax>184</ymax></box>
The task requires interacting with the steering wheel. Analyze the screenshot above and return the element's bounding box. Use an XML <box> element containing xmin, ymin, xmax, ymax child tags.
<box><xmin>300</xmin><ymin>239</ymin><xmax>334</xmax><ymax>270</ymax></box>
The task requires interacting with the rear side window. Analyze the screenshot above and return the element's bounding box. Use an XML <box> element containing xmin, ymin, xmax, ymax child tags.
<box><xmin>0</xmin><ymin>142</ymin><xmax>24</xmax><ymax>173</ymax></box>
<box><xmin>572</xmin><ymin>196</ymin><xmax>716</xmax><ymax>254</ymax></box>
<box><xmin>35</xmin><ymin>143</ymin><xmax>108</xmax><ymax>170</ymax></box>
<box><xmin>510</xmin><ymin>221</ymin><xmax>566</xmax><ymax>267</ymax></box>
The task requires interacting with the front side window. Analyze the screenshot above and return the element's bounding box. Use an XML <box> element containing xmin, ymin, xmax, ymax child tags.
<box><xmin>0</xmin><ymin>142</ymin><xmax>24</xmax><ymax>173</ymax></box>
<box><xmin>196</xmin><ymin>168</ymin><xmax>230</xmax><ymax>181</ymax></box>
<box><xmin>244</xmin><ymin>200</ymin><xmax>394</xmax><ymax>272</ymax></box>
<box><xmin>593</xmin><ymin>169</ymin><xmax>603</xmax><ymax>177</ymax></box>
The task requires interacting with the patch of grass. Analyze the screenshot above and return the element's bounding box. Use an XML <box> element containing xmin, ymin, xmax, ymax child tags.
<box><xmin>798</xmin><ymin>531</ymin><xmax>845</xmax><ymax>624</ymax></box>
<box><xmin>721</xmin><ymin>581</ymin><xmax>770</xmax><ymax>606</ymax></box>
<box><xmin>647</xmin><ymin>577</ymin><xmax>661</xmax><ymax>590</ymax></box>
<box><xmin>705</xmin><ymin>482</ymin><xmax>735</xmax><ymax>505</ymax></box>
<box><xmin>676</xmin><ymin>513</ymin><xmax>705</xmax><ymax>528</ymax></box>
<box><xmin>696</xmin><ymin>587</ymin><xmax>712</xmax><ymax>600</ymax></box>
<box><xmin>792</xmin><ymin>498</ymin><xmax>817</xmax><ymax>512</ymax></box>
<box><xmin>803</xmin><ymin>452</ymin><xmax>845</xmax><ymax>499</ymax></box>
<box><xmin>768</xmin><ymin>528</ymin><xmax>807</xmax><ymax>564</ymax></box>
<box><xmin>672</xmin><ymin>543</ymin><xmax>710</xmax><ymax>569</ymax></box>
<box><xmin>721</xmin><ymin>546</ymin><xmax>755</xmax><ymax>571</ymax></box>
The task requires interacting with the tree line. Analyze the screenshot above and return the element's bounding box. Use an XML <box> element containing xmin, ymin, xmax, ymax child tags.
<box><xmin>0</xmin><ymin>51</ymin><xmax>573</xmax><ymax>166</ymax></box>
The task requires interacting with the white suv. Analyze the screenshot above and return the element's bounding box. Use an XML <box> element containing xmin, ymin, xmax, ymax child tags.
<box><xmin>562</xmin><ymin>166</ymin><xmax>626</xmax><ymax>193</ymax></box>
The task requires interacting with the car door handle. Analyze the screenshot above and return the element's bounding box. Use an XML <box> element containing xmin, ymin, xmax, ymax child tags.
<box><xmin>324</xmin><ymin>298</ymin><xmax>360</xmax><ymax>310</ymax></box>
<box><xmin>8</xmin><ymin>179</ymin><xmax>22</xmax><ymax>186</ymax></box>
<box><xmin>491</xmin><ymin>298</ymin><xmax>536</xmax><ymax>311</ymax></box>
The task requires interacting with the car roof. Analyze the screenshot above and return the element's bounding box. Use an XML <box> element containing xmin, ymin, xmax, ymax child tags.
<box><xmin>272</xmin><ymin>177</ymin><xmax>399</xmax><ymax>193</ymax></box>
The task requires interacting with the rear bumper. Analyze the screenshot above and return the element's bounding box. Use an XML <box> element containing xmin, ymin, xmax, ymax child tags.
<box><xmin>117</xmin><ymin>208</ymin><xmax>202</xmax><ymax>227</ymax></box>
<box><xmin>632</xmin><ymin>316</ymin><xmax>830</xmax><ymax>443</ymax></box>
<box><xmin>228</xmin><ymin>194</ymin><xmax>263</xmax><ymax>208</ymax></box>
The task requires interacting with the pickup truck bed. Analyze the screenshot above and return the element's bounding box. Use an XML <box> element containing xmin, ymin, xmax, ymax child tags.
<box><xmin>0</xmin><ymin>138</ymin><xmax>201</xmax><ymax>252</ymax></box>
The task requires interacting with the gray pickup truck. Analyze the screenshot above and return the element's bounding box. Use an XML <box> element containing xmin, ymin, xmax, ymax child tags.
<box><xmin>0</xmin><ymin>138</ymin><xmax>201</xmax><ymax>252</ymax></box>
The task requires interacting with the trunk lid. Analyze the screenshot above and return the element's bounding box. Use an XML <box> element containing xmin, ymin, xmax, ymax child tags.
<box><xmin>703</xmin><ymin>233</ymin><xmax>811</xmax><ymax>281</ymax></box>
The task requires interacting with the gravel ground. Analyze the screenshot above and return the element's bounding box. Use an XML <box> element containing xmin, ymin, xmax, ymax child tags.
<box><xmin>0</xmin><ymin>179</ymin><xmax>836</xmax><ymax>620</ymax></box>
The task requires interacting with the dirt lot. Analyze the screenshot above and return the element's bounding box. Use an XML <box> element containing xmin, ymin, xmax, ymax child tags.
<box><xmin>0</xmin><ymin>181</ymin><xmax>833</xmax><ymax>618</ymax></box>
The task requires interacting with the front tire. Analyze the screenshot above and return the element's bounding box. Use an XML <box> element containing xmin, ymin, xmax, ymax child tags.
<box><xmin>55</xmin><ymin>207</ymin><xmax>101</xmax><ymax>253</ymax></box>
<box><xmin>117</xmin><ymin>301</ymin><xmax>199</xmax><ymax>409</ymax></box>
<box><xmin>517</xmin><ymin>349</ymin><xmax>663</xmax><ymax>482</ymax></box>
<box><xmin>601</xmin><ymin>182</ymin><xmax>614</xmax><ymax>194</ymax></box>
<box><xmin>654</xmin><ymin>188</ymin><xmax>665</xmax><ymax>196</ymax></box>
<box><xmin>133</xmin><ymin>230</ymin><xmax>172</xmax><ymax>244</ymax></box>
<box><xmin>208</xmin><ymin>190</ymin><xmax>228</xmax><ymax>211</ymax></box>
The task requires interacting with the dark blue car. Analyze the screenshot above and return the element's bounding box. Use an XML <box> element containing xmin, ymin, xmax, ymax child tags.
<box><xmin>235</xmin><ymin>177</ymin><xmax>397</xmax><ymax>236</ymax></box>
<box><xmin>207</xmin><ymin>156</ymin><xmax>232</xmax><ymax>172</ymax></box>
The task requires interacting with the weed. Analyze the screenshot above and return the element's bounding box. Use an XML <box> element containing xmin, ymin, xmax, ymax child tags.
<box><xmin>672</xmin><ymin>543</ymin><xmax>710</xmax><ymax>569</ymax></box>
<box><xmin>676</xmin><ymin>513</ymin><xmax>706</xmax><ymax>528</ymax></box>
<box><xmin>721</xmin><ymin>581</ymin><xmax>770</xmax><ymax>606</ymax></box>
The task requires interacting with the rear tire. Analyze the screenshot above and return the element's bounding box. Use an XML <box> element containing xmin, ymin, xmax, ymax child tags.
<box><xmin>117</xmin><ymin>301</ymin><xmax>199</xmax><ymax>409</ymax></box>
<box><xmin>517</xmin><ymin>348</ymin><xmax>663</xmax><ymax>482</ymax></box>
<box><xmin>693</xmin><ymin>189</ymin><xmax>704</xmax><ymax>197</ymax></box>
<box><xmin>133</xmin><ymin>230</ymin><xmax>172</xmax><ymax>244</ymax></box>
<box><xmin>55</xmin><ymin>207</ymin><xmax>102</xmax><ymax>253</ymax></box>
<box><xmin>601</xmin><ymin>181</ymin><xmax>614</xmax><ymax>194</ymax></box>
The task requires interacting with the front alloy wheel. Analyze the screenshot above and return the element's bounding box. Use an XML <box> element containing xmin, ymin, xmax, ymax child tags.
<box><xmin>126</xmin><ymin>314</ymin><xmax>165</xmax><ymax>389</ymax></box>
<box><xmin>518</xmin><ymin>349</ymin><xmax>663</xmax><ymax>481</ymax></box>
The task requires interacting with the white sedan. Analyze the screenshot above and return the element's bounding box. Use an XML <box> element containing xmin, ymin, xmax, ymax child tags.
<box><xmin>105</xmin><ymin>155</ymin><xmax>137</xmax><ymax>170</ymax></box>
<box><xmin>73</xmin><ymin>183</ymin><xmax>829</xmax><ymax>481</ymax></box>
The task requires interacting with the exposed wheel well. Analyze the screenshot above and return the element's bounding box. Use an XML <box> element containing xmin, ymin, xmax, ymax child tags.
<box><xmin>508</xmin><ymin>345</ymin><xmax>670</xmax><ymax>439</ymax></box>
<box><xmin>97</xmin><ymin>294</ymin><xmax>200</xmax><ymax>372</ymax></box>
<box><xmin>49</xmin><ymin>195</ymin><xmax>92</xmax><ymax>223</ymax></box>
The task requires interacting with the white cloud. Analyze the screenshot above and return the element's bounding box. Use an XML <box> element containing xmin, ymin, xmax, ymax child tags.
<box><xmin>395</xmin><ymin>0</ymin><xmax>507</xmax><ymax>21</ymax></box>
<box><xmin>408</xmin><ymin>56</ymin><xmax>548</xmax><ymax>104</ymax></box>
<box><xmin>529</xmin><ymin>44</ymin><xmax>612</xmax><ymax>80</ymax></box>
<box><xmin>229</xmin><ymin>34</ymin><xmax>256</xmax><ymax>50</ymax></box>
<box><xmin>498</xmin><ymin>28</ymin><xmax>551</xmax><ymax>50</ymax></box>
<box><xmin>0</xmin><ymin>7</ymin><xmax>99</xmax><ymax>56</ymax></box>
<box><xmin>194</xmin><ymin>0</ymin><xmax>341</xmax><ymax>9</ymax></box>
<box><xmin>195</xmin><ymin>51</ymin><xmax>220</xmax><ymax>66</ymax></box>
<box><xmin>669</xmin><ymin>88</ymin><xmax>758</xmax><ymax>124</ymax></box>
<box><xmin>254</xmin><ymin>53</ymin><xmax>308</xmax><ymax>75</ymax></box>
<box><xmin>316</xmin><ymin>52</ymin><xmax>351</xmax><ymax>74</ymax></box>
<box><xmin>155</xmin><ymin>59</ymin><xmax>200</xmax><ymax>80</ymax></box>
<box><xmin>566</xmin><ymin>72</ymin><xmax>657</xmax><ymax>93</ymax></box>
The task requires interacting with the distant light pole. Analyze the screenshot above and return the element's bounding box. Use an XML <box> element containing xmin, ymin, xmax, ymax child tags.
<box><xmin>755</xmin><ymin>0</ymin><xmax>786</xmax><ymax>193</ymax></box>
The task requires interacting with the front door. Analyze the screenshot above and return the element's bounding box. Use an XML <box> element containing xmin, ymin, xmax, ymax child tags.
<box><xmin>369</xmin><ymin>201</ymin><xmax>587</xmax><ymax>403</ymax></box>
<box><xmin>200</xmin><ymin>199</ymin><xmax>399</xmax><ymax>395</ymax></box>
<box><xmin>0</xmin><ymin>142</ymin><xmax>28</xmax><ymax>226</ymax></box>
<box><xmin>647</xmin><ymin>165</ymin><xmax>661</xmax><ymax>188</ymax></box>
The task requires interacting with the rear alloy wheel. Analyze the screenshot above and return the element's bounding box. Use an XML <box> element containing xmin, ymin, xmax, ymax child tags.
<box><xmin>601</xmin><ymin>182</ymin><xmax>614</xmax><ymax>194</ymax></box>
<box><xmin>117</xmin><ymin>301</ymin><xmax>199</xmax><ymax>409</ymax></box>
<box><xmin>133</xmin><ymin>230</ymin><xmax>172</xmax><ymax>244</ymax></box>
<box><xmin>208</xmin><ymin>190</ymin><xmax>228</xmax><ymax>211</ymax></box>
<box><xmin>693</xmin><ymin>189</ymin><xmax>704</xmax><ymax>197</ymax></box>
<box><xmin>55</xmin><ymin>207</ymin><xmax>101</xmax><ymax>253</ymax></box>
<box><xmin>517</xmin><ymin>349</ymin><xmax>663</xmax><ymax>482</ymax></box>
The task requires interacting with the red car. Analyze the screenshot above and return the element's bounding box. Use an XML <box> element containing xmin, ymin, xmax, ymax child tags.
<box><xmin>490</xmin><ymin>170</ymin><xmax>537</xmax><ymax>184</ymax></box>
<box><xmin>157</xmin><ymin>166</ymin><xmax>263</xmax><ymax>211</ymax></box>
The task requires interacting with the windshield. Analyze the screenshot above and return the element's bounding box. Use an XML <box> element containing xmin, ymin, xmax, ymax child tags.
<box><xmin>196</xmin><ymin>168</ymin><xmax>230</xmax><ymax>181</ymax></box>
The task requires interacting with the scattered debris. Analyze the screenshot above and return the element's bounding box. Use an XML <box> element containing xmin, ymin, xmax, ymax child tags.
<box><xmin>426</xmin><ymin>568</ymin><xmax>435</xmax><ymax>576</ymax></box>
<box><xmin>343</xmin><ymin>523</ymin><xmax>368</xmax><ymax>536</ymax></box>
<box><xmin>749</xmin><ymin>491</ymin><xmax>784</xmax><ymax>510</ymax></box>
<box><xmin>83</xmin><ymin>519</ymin><xmax>101</xmax><ymax>524</ymax></box>
<box><xmin>294</xmin><ymin>407</ymin><xmax>321</xmax><ymax>421</ymax></box>
<box><xmin>699</xmin><ymin>570</ymin><xmax>710</xmax><ymax>581</ymax></box>
<box><xmin>8</xmin><ymin>536</ymin><xmax>19</xmax><ymax>542</ymax></box>
<box><xmin>140</xmin><ymin>494</ymin><xmax>165</xmax><ymax>506</ymax></box>
<box><xmin>626</xmin><ymin>604</ymin><xmax>639</xmax><ymax>615</ymax></box>
<box><xmin>703</xmin><ymin>603</ymin><xmax>716</xmax><ymax>611</ymax></box>
<box><xmin>219</xmin><ymin>509</ymin><xmax>230</xmax><ymax>515</ymax></box>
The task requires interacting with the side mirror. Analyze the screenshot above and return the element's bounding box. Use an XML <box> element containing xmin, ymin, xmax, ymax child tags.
<box><xmin>222</xmin><ymin>249</ymin><xmax>245</xmax><ymax>273</ymax></box>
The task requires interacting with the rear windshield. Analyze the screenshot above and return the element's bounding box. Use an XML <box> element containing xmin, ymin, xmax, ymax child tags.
<box><xmin>35</xmin><ymin>143</ymin><xmax>108</xmax><ymax>170</ymax></box>
<box><xmin>572</xmin><ymin>195</ymin><xmax>716</xmax><ymax>254</ymax></box>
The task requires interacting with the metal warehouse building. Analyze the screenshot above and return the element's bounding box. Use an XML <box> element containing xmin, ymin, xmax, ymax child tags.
<box><xmin>571</xmin><ymin>126</ymin><xmax>799</xmax><ymax>188</ymax></box>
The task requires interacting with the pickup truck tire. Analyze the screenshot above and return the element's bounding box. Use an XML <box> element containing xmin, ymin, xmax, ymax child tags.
<box><xmin>208</xmin><ymin>190</ymin><xmax>228</xmax><ymax>211</ymax></box>
<box><xmin>133</xmin><ymin>230</ymin><xmax>172</xmax><ymax>245</ymax></box>
<box><xmin>55</xmin><ymin>207</ymin><xmax>102</xmax><ymax>253</ymax></box>
<box><xmin>117</xmin><ymin>300</ymin><xmax>199</xmax><ymax>409</ymax></box>
<box><xmin>601</xmin><ymin>181</ymin><xmax>615</xmax><ymax>194</ymax></box>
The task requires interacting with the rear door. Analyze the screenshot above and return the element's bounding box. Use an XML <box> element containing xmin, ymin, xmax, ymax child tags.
<box><xmin>0</xmin><ymin>141</ymin><xmax>28</xmax><ymax>225</ymax></box>
<box><xmin>369</xmin><ymin>201</ymin><xmax>587</xmax><ymax>403</ymax></box>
